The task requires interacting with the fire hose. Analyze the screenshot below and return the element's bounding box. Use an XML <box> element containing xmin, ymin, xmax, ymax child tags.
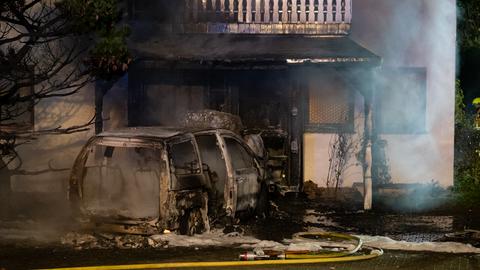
<box><xmin>39</xmin><ymin>232</ymin><xmax>383</xmax><ymax>270</ymax></box>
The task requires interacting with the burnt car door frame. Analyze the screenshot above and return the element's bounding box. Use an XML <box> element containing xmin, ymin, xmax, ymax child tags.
<box><xmin>69</xmin><ymin>136</ymin><xmax>164</xmax><ymax>222</ymax></box>
<box><xmin>193</xmin><ymin>130</ymin><xmax>236</xmax><ymax>217</ymax></box>
<box><xmin>218</xmin><ymin>131</ymin><xmax>262</xmax><ymax>214</ymax></box>
<box><xmin>166</xmin><ymin>134</ymin><xmax>206</xmax><ymax>191</ymax></box>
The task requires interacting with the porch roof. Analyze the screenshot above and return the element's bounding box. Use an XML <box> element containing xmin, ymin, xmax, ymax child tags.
<box><xmin>129</xmin><ymin>34</ymin><xmax>381</xmax><ymax>68</ymax></box>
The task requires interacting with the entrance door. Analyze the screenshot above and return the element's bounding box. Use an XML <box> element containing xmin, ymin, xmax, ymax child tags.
<box><xmin>236</xmin><ymin>71</ymin><xmax>302</xmax><ymax>189</ymax></box>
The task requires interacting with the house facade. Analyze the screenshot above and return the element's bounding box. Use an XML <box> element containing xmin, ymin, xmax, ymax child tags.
<box><xmin>3</xmin><ymin>0</ymin><xmax>456</xmax><ymax>212</ymax></box>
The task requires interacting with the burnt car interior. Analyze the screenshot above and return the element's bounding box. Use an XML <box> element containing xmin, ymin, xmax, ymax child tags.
<box><xmin>168</xmin><ymin>138</ymin><xmax>204</xmax><ymax>191</ymax></box>
<box><xmin>69</xmin><ymin>125</ymin><xmax>269</xmax><ymax>235</ymax></box>
<box><xmin>195</xmin><ymin>134</ymin><xmax>228</xmax><ymax>217</ymax></box>
<box><xmin>82</xmin><ymin>143</ymin><xmax>161</xmax><ymax>220</ymax></box>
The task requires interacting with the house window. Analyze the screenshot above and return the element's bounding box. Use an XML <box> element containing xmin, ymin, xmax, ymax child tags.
<box><xmin>305</xmin><ymin>75</ymin><xmax>354</xmax><ymax>133</ymax></box>
<box><xmin>375</xmin><ymin>67</ymin><xmax>427</xmax><ymax>134</ymax></box>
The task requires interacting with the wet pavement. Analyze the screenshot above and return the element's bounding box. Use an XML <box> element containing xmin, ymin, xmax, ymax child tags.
<box><xmin>244</xmin><ymin>194</ymin><xmax>480</xmax><ymax>246</ymax></box>
<box><xmin>1</xmin><ymin>194</ymin><xmax>480</xmax><ymax>270</ymax></box>
<box><xmin>0</xmin><ymin>245</ymin><xmax>479</xmax><ymax>270</ymax></box>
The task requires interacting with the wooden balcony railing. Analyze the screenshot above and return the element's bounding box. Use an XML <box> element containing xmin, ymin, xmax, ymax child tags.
<box><xmin>183</xmin><ymin>0</ymin><xmax>351</xmax><ymax>34</ymax></box>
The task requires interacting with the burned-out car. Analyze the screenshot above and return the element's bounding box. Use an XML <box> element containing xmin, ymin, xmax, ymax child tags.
<box><xmin>68</xmin><ymin>127</ymin><xmax>267</xmax><ymax>235</ymax></box>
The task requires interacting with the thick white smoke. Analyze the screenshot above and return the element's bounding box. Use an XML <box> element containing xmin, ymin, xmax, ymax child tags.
<box><xmin>349</xmin><ymin>0</ymin><xmax>456</xmax><ymax>209</ymax></box>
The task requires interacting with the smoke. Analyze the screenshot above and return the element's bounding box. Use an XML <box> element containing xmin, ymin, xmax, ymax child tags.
<box><xmin>350</xmin><ymin>0</ymin><xmax>456</xmax><ymax>210</ymax></box>
<box><xmin>83</xmin><ymin>145</ymin><xmax>161</xmax><ymax>219</ymax></box>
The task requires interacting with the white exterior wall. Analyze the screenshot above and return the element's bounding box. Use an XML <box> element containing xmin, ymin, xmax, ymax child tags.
<box><xmin>304</xmin><ymin>91</ymin><xmax>365</xmax><ymax>188</ymax></box>
<box><xmin>10</xmin><ymin>86</ymin><xmax>95</xmax><ymax>193</ymax></box>
<box><xmin>9</xmin><ymin>78</ymin><xmax>128</xmax><ymax>194</ymax></box>
<box><xmin>304</xmin><ymin>0</ymin><xmax>456</xmax><ymax>188</ymax></box>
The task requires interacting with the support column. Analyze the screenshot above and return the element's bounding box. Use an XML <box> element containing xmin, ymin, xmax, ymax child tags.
<box><xmin>361</xmin><ymin>70</ymin><xmax>377</xmax><ymax>211</ymax></box>
<box><xmin>95</xmin><ymin>80</ymin><xmax>114</xmax><ymax>134</ymax></box>
<box><xmin>363</xmin><ymin>95</ymin><xmax>373</xmax><ymax>210</ymax></box>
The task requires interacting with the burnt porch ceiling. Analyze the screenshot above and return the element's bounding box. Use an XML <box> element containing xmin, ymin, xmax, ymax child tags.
<box><xmin>129</xmin><ymin>34</ymin><xmax>382</xmax><ymax>69</ymax></box>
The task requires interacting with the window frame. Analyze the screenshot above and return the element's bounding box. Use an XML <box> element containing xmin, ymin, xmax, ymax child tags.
<box><xmin>304</xmin><ymin>84</ymin><xmax>355</xmax><ymax>134</ymax></box>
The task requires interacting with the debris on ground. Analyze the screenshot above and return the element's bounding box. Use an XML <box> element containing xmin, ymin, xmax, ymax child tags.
<box><xmin>59</xmin><ymin>228</ymin><xmax>480</xmax><ymax>254</ymax></box>
<box><xmin>358</xmin><ymin>235</ymin><xmax>480</xmax><ymax>254</ymax></box>
<box><xmin>441</xmin><ymin>230</ymin><xmax>480</xmax><ymax>247</ymax></box>
<box><xmin>61</xmin><ymin>232</ymin><xmax>155</xmax><ymax>250</ymax></box>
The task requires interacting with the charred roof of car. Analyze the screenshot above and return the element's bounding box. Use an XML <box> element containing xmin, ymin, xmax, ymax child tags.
<box><xmin>97</xmin><ymin>126</ymin><xmax>241</xmax><ymax>140</ymax></box>
<box><xmin>98</xmin><ymin>126</ymin><xmax>201</xmax><ymax>140</ymax></box>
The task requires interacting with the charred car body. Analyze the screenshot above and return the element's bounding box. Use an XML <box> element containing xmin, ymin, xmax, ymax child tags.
<box><xmin>69</xmin><ymin>127</ymin><xmax>267</xmax><ymax>235</ymax></box>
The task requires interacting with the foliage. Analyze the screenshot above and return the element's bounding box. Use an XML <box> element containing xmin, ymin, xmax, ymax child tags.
<box><xmin>458</xmin><ymin>0</ymin><xmax>480</xmax><ymax>50</ymax></box>
<box><xmin>456</xmin><ymin>0</ymin><xmax>480</xmax><ymax>208</ymax></box>
<box><xmin>453</xmin><ymin>81</ymin><xmax>480</xmax><ymax>208</ymax></box>
<box><xmin>87</xmin><ymin>26</ymin><xmax>131</xmax><ymax>80</ymax></box>
<box><xmin>454</xmin><ymin>123</ymin><xmax>480</xmax><ymax>207</ymax></box>
<box><xmin>57</xmin><ymin>0</ymin><xmax>120</xmax><ymax>33</ymax></box>
<box><xmin>372</xmin><ymin>139</ymin><xmax>392</xmax><ymax>185</ymax></box>
<box><xmin>455</xmin><ymin>80</ymin><xmax>467</xmax><ymax>125</ymax></box>
<box><xmin>58</xmin><ymin>0</ymin><xmax>132</xmax><ymax>80</ymax></box>
<box><xmin>326</xmin><ymin>132</ymin><xmax>361</xmax><ymax>192</ymax></box>
<box><xmin>0</xmin><ymin>0</ymin><xmax>130</xmax><ymax>170</ymax></box>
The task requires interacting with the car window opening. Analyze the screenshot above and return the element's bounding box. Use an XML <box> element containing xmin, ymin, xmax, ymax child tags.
<box><xmin>82</xmin><ymin>144</ymin><xmax>161</xmax><ymax>220</ymax></box>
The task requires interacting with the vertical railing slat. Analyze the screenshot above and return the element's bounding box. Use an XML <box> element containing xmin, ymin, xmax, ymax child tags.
<box><xmin>281</xmin><ymin>0</ymin><xmax>287</xmax><ymax>22</ymax></box>
<box><xmin>312</xmin><ymin>0</ymin><xmax>316</xmax><ymax>23</ymax></box>
<box><xmin>213</xmin><ymin>0</ymin><xmax>219</xmax><ymax>22</ymax></box>
<box><xmin>264</xmin><ymin>0</ymin><xmax>270</xmax><ymax>22</ymax></box>
<box><xmin>246</xmin><ymin>0</ymin><xmax>252</xmax><ymax>22</ymax></box>
<box><xmin>340</xmin><ymin>0</ymin><xmax>344</xmax><ymax>23</ymax></box>
<box><xmin>229</xmin><ymin>0</ymin><xmax>234</xmax><ymax>21</ymax></box>
<box><xmin>299</xmin><ymin>0</ymin><xmax>306</xmax><ymax>23</ymax></box>
<box><xmin>305</xmin><ymin>0</ymin><xmax>309</xmax><ymax>22</ymax></box>
<box><xmin>255</xmin><ymin>0</ymin><xmax>261</xmax><ymax>22</ymax></box>
<box><xmin>322</xmin><ymin>0</ymin><xmax>327</xmax><ymax>23</ymax></box>
<box><xmin>238</xmin><ymin>0</ymin><xmax>244</xmax><ymax>22</ymax></box>
<box><xmin>184</xmin><ymin>0</ymin><xmax>351</xmax><ymax>29</ymax></box>
<box><xmin>308</xmin><ymin>0</ymin><xmax>315</xmax><ymax>22</ymax></box>
<box><xmin>340</xmin><ymin>0</ymin><xmax>344</xmax><ymax>22</ymax></box>
<box><xmin>291</xmin><ymin>0</ymin><xmax>297</xmax><ymax>22</ymax></box>
<box><xmin>326</xmin><ymin>0</ymin><xmax>332</xmax><ymax>22</ymax></box>
<box><xmin>345</xmin><ymin>0</ymin><xmax>351</xmax><ymax>23</ymax></box>
<box><xmin>273</xmin><ymin>0</ymin><xmax>279</xmax><ymax>23</ymax></box>
<box><xmin>332</xmin><ymin>0</ymin><xmax>342</xmax><ymax>23</ymax></box>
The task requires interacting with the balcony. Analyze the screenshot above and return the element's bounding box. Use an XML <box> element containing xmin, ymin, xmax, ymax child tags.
<box><xmin>182</xmin><ymin>0</ymin><xmax>352</xmax><ymax>35</ymax></box>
